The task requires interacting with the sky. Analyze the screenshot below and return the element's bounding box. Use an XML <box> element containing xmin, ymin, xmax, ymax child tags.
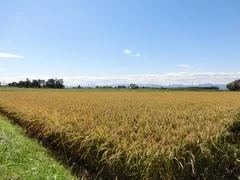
<box><xmin>0</xmin><ymin>0</ymin><xmax>240</xmax><ymax>86</ymax></box>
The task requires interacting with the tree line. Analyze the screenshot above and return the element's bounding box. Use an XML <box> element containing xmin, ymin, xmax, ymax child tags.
<box><xmin>95</xmin><ymin>83</ymin><xmax>138</xmax><ymax>89</ymax></box>
<box><xmin>7</xmin><ymin>78</ymin><xmax>239</xmax><ymax>90</ymax></box>
<box><xmin>8</xmin><ymin>78</ymin><xmax>64</xmax><ymax>88</ymax></box>
<box><xmin>89</xmin><ymin>84</ymin><xmax>220</xmax><ymax>90</ymax></box>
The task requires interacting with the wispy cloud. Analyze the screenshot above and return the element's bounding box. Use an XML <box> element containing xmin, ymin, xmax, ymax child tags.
<box><xmin>124</xmin><ymin>49</ymin><xmax>132</xmax><ymax>54</ymax></box>
<box><xmin>0</xmin><ymin>52</ymin><xmax>23</xmax><ymax>58</ymax></box>
<box><xmin>52</xmin><ymin>68</ymin><xmax>57</xmax><ymax>71</ymax></box>
<box><xmin>3</xmin><ymin>72</ymin><xmax>239</xmax><ymax>86</ymax></box>
<box><xmin>178</xmin><ymin>64</ymin><xmax>194</xmax><ymax>69</ymax></box>
<box><xmin>0</xmin><ymin>68</ymin><xmax>4</xmax><ymax>71</ymax></box>
<box><xmin>124</xmin><ymin>50</ymin><xmax>141</xmax><ymax>57</ymax></box>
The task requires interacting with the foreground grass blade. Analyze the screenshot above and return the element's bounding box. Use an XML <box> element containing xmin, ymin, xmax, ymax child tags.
<box><xmin>0</xmin><ymin>115</ymin><xmax>76</xmax><ymax>180</ymax></box>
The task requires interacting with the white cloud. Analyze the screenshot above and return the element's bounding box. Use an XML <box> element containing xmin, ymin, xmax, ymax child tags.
<box><xmin>52</xmin><ymin>68</ymin><xmax>57</xmax><ymax>71</ymax></box>
<box><xmin>0</xmin><ymin>68</ymin><xmax>4</xmax><ymax>71</ymax></box>
<box><xmin>0</xmin><ymin>52</ymin><xmax>23</xmax><ymax>58</ymax></box>
<box><xmin>178</xmin><ymin>64</ymin><xmax>194</xmax><ymax>69</ymax></box>
<box><xmin>2</xmin><ymin>72</ymin><xmax>239</xmax><ymax>86</ymax></box>
<box><xmin>135</xmin><ymin>54</ymin><xmax>140</xmax><ymax>57</ymax></box>
<box><xmin>60</xmin><ymin>72</ymin><xmax>240</xmax><ymax>86</ymax></box>
<box><xmin>124</xmin><ymin>49</ymin><xmax>132</xmax><ymax>54</ymax></box>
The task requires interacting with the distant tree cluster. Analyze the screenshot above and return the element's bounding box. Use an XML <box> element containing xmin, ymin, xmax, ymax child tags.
<box><xmin>180</xmin><ymin>86</ymin><xmax>219</xmax><ymax>90</ymax></box>
<box><xmin>95</xmin><ymin>85</ymin><xmax>127</xmax><ymax>89</ymax></box>
<box><xmin>8</xmin><ymin>78</ymin><xmax>64</xmax><ymax>89</ymax></box>
<box><xmin>96</xmin><ymin>86</ymin><xmax>114</xmax><ymax>88</ymax></box>
<box><xmin>95</xmin><ymin>85</ymin><xmax>133</xmax><ymax>89</ymax></box>
<box><xmin>129</xmin><ymin>83</ymin><xmax>139</xmax><ymax>89</ymax></box>
<box><xmin>117</xmin><ymin>85</ymin><xmax>127</xmax><ymax>88</ymax></box>
<box><xmin>227</xmin><ymin>79</ymin><xmax>240</xmax><ymax>91</ymax></box>
<box><xmin>72</xmin><ymin>85</ymin><xmax>82</xmax><ymax>89</ymax></box>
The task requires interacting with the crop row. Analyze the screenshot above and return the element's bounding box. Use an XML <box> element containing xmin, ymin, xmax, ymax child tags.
<box><xmin>0</xmin><ymin>91</ymin><xmax>239</xmax><ymax>179</ymax></box>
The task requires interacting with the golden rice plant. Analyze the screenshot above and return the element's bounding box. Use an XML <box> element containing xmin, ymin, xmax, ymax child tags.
<box><xmin>0</xmin><ymin>91</ymin><xmax>239</xmax><ymax>179</ymax></box>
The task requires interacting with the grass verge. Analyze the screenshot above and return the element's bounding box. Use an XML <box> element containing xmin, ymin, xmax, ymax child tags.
<box><xmin>0</xmin><ymin>115</ymin><xmax>76</xmax><ymax>180</ymax></box>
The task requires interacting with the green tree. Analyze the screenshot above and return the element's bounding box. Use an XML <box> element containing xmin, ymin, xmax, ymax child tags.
<box><xmin>46</xmin><ymin>79</ymin><xmax>55</xmax><ymax>88</ymax></box>
<box><xmin>8</xmin><ymin>78</ymin><xmax>64</xmax><ymax>89</ymax></box>
<box><xmin>38</xmin><ymin>79</ymin><xmax>45</xmax><ymax>88</ymax></box>
<box><xmin>129</xmin><ymin>83</ymin><xmax>139</xmax><ymax>89</ymax></box>
<box><xmin>25</xmin><ymin>78</ymin><xmax>31</xmax><ymax>88</ymax></box>
<box><xmin>31</xmin><ymin>80</ymin><xmax>39</xmax><ymax>88</ymax></box>
<box><xmin>226</xmin><ymin>79</ymin><xmax>240</xmax><ymax>91</ymax></box>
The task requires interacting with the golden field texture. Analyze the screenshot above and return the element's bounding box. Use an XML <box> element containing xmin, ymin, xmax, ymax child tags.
<box><xmin>0</xmin><ymin>91</ymin><xmax>239</xmax><ymax>179</ymax></box>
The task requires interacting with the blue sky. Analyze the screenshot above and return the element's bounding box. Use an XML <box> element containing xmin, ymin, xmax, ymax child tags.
<box><xmin>0</xmin><ymin>0</ymin><xmax>240</xmax><ymax>85</ymax></box>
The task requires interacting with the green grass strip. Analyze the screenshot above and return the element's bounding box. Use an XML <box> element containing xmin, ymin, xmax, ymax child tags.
<box><xmin>0</xmin><ymin>115</ymin><xmax>76</xmax><ymax>180</ymax></box>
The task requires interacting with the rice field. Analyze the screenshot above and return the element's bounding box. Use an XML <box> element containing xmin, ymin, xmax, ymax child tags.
<box><xmin>0</xmin><ymin>91</ymin><xmax>239</xmax><ymax>179</ymax></box>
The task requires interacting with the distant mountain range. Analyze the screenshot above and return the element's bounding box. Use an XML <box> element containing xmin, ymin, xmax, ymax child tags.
<box><xmin>67</xmin><ymin>83</ymin><xmax>227</xmax><ymax>90</ymax></box>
